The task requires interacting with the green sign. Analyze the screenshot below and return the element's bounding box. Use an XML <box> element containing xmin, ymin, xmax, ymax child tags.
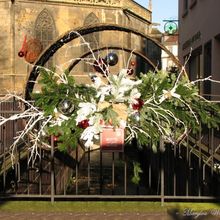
<box><xmin>164</xmin><ymin>21</ymin><xmax>178</xmax><ymax>35</ymax></box>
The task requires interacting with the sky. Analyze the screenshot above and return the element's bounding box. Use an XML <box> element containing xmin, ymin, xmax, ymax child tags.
<box><xmin>135</xmin><ymin>0</ymin><xmax>178</xmax><ymax>31</ymax></box>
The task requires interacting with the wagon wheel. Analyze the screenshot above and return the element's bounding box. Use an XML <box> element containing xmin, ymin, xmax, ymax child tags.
<box><xmin>25</xmin><ymin>23</ymin><xmax>182</xmax><ymax>100</ymax></box>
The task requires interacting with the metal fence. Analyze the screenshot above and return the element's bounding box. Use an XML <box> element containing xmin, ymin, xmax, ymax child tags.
<box><xmin>1</xmin><ymin>100</ymin><xmax>220</xmax><ymax>204</ymax></box>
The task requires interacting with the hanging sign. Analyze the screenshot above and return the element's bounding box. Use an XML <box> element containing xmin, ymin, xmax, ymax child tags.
<box><xmin>100</xmin><ymin>127</ymin><xmax>124</xmax><ymax>152</ymax></box>
<box><xmin>164</xmin><ymin>21</ymin><xmax>178</xmax><ymax>35</ymax></box>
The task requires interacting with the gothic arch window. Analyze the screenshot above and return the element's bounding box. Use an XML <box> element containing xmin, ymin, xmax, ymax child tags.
<box><xmin>35</xmin><ymin>9</ymin><xmax>56</xmax><ymax>67</ymax></box>
<box><xmin>83</xmin><ymin>13</ymin><xmax>100</xmax><ymax>72</ymax></box>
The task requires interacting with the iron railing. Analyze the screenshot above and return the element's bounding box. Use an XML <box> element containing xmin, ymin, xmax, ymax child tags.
<box><xmin>0</xmin><ymin>100</ymin><xmax>220</xmax><ymax>204</ymax></box>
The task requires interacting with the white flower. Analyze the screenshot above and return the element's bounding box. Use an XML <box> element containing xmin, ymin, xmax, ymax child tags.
<box><xmin>79</xmin><ymin>114</ymin><xmax>103</xmax><ymax>148</ymax></box>
<box><xmin>96</xmin><ymin>85</ymin><xmax>111</xmax><ymax>102</ymax></box>
<box><xmin>129</xmin><ymin>88</ymin><xmax>141</xmax><ymax>104</ymax></box>
<box><xmin>107</xmin><ymin>70</ymin><xmax>142</xmax><ymax>102</ymax></box>
<box><xmin>93</xmin><ymin>76</ymin><xmax>102</xmax><ymax>88</ymax></box>
<box><xmin>80</xmin><ymin>124</ymin><xmax>101</xmax><ymax>148</ymax></box>
<box><xmin>76</xmin><ymin>102</ymin><xmax>96</xmax><ymax>124</ymax></box>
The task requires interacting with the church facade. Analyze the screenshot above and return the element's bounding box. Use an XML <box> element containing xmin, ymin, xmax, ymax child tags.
<box><xmin>0</xmin><ymin>0</ymin><xmax>153</xmax><ymax>95</ymax></box>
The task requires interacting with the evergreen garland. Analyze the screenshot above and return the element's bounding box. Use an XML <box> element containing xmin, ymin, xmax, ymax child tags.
<box><xmin>32</xmin><ymin>67</ymin><xmax>220</xmax><ymax>153</ymax></box>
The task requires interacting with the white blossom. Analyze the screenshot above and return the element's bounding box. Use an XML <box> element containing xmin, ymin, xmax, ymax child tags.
<box><xmin>76</xmin><ymin>102</ymin><xmax>96</xmax><ymax>123</ymax></box>
<box><xmin>129</xmin><ymin>88</ymin><xmax>141</xmax><ymax>104</ymax></box>
<box><xmin>79</xmin><ymin>113</ymin><xmax>103</xmax><ymax>147</ymax></box>
<box><xmin>92</xmin><ymin>76</ymin><xmax>102</xmax><ymax>88</ymax></box>
<box><xmin>96</xmin><ymin>85</ymin><xmax>111</xmax><ymax>102</ymax></box>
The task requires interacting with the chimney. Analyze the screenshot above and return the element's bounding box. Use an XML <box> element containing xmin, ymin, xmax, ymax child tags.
<box><xmin>148</xmin><ymin>0</ymin><xmax>152</xmax><ymax>11</ymax></box>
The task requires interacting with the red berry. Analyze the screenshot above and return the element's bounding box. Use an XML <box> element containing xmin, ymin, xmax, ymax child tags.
<box><xmin>78</xmin><ymin>119</ymin><xmax>90</xmax><ymax>129</ymax></box>
<box><xmin>132</xmin><ymin>99</ymin><xmax>144</xmax><ymax>110</ymax></box>
<box><xmin>53</xmin><ymin>136</ymin><xmax>59</xmax><ymax>142</ymax></box>
<box><xmin>18</xmin><ymin>51</ymin><xmax>25</xmax><ymax>57</ymax></box>
<box><xmin>130</xmin><ymin>61</ymin><xmax>136</xmax><ymax>66</ymax></box>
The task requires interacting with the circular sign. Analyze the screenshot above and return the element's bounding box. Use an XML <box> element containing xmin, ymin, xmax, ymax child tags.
<box><xmin>164</xmin><ymin>21</ymin><xmax>178</xmax><ymax>35</ymax></box>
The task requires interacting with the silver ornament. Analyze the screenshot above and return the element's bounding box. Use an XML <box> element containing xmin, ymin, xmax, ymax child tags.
<box><xmin>90</xmin><ymin>74</ymin><xmax>97</xmax><ymax>82</ymax></box>
<box><xmin>133</xmin><ymin>112</ymin><xmax>140</xmax><ymax>122</ymax></box>
<box><xmin>105</xmin><ymin>52</ymin><xmax>118</xmax><ymax>66</ymax></box>
<box><xmin>58</xmin><ymin>99</ymin><xmax>75</xmax><ymax>115</ymax></box>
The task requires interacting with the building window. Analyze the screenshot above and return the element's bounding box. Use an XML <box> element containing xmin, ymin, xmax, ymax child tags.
<box><xmin>83</xmin><ymin>13</ymin><xmax>100</xmax><ymax>72</ymax></box>
<box><xmin>188</xmin><ymin>46</ymin><xmax>202</xmax><ymax>91</ymax></box>
<box><xmin>203</xmin><ymin>41</ymin><xmax>212</xmax><ymax>99</ymax></box>
<box><xmin>182</xmin><ymin>0</ymin><xmax>188</xmax><ymax>17</ymax></box>
<box><xmin>35</xmin><ymin>9</ymin><xmax>56</xmax><ymax>68</ymax></box>
<box><xmin>190</xmin><ymin>0</ymin><xmax>197</xmax><ymax>9</ymax></box>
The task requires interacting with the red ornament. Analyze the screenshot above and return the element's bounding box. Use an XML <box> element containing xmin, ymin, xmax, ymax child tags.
<box><xmin>18</xmin><ymin>35</ymin><xmax>43</xmax><ymax>63</ymax></box>
<box><xmin>48</xmin><ymin>135</ymin><xmax>60</xmax><ymax>147</ymax></box>
<box><xmin>130</xmin><ymin>60</ymin><xmax>136</xmax><ymax>66</ymax></box>
<box><xmin>132</xmin><ymin>99</ymin><xmax>144</xmax><ymax>110</ymax></box>
<box><xmin>93</xmin><ymin>58</ymin><xmax>107</xmax><ymax>74</ymax></box>
<box><xmin>18</xmin><ymin>35</ymin><xmax>28</xmax><ymax>58</ymax></box>
<box><xmin>127</xmin><ymin>68</ymin><xmax>134</xmax><ymax>75</ymax></box>
<box><xmin>78</xmin><ymin>119</ymin><xmax>90</xmax><ymax>129</ymax></box>
<box><xmin>53</xmin><ymin>136</ymin><xmax>59</xmax><ymax>142</ymax></box>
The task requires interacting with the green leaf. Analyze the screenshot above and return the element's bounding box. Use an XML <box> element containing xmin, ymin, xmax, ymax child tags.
<box><xmin>131</xmin><ymin>162</ymin><xmax>143</xmax><ymax>185</ymax></box>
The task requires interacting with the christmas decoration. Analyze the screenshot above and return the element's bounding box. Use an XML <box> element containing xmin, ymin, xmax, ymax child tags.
<box><xmin>78</xmin><ymin>119</ymin><xmax>90</xmax><ymax>129</ymax></box>
<box><xmin>48</xmin><ymin>135</ymin><xmax>59</xmax><ymax>143</ymax></box>
<box><xmin>132</xmin><ymin>112</ymin><xmax>140</xmax><ymax>123</ymax></box>
<box><xmin>2</xmin><ymin>59</ymin><xmax>220</xmax><ymax>165</ymax></box>
<box><xmin>18</xmin><ymin>35</ymin><xmax>42</xmax><ymax>63</ymax></box>
<box><xmin>7</xmin><ymin>31</ymin><xmax>220</xmax><ymax>184</ymax></box>
<box><xmin>127</xmin><ymin>68</ymin><xmax>134</xmax><ymax>75</ymax></box>
<box><xmin>130</xmin><ymin>60</ymin><xmax>136</xmax><ymax>66</ymax></box>
<box><xmin>53</xmin><ymin>136</ymin><xmax>59</xmax><ymax>142</ymax></box>
<box><xmin>132</xmin><ymin>99</ymin><xmax>144</xmax><ymax>110</ymax></box>
<box><xmin>105</xmin><ymin>52</ymin><xmax>118</xmax><ymax>66</ymax></box>
<box><xmin>89</xmin><ymin>74</ymin><xmax>97</xmax><ymax>82</ymax></box>
<box><xmin>58</xmin><ymin>99</ymin><xmax>75</xmax><ymax>115</ymax></box>
<box><xmin>27</xmin><ymin>67</ymin><xmax>220</xmax><ymax>153</ymax></box>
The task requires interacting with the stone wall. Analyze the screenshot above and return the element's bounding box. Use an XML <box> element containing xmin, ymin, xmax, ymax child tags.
<box><xmin>0</xmin><ymin>1</ymin><xmax>14</xmax><ymax>93</ymax></box>
<box><xmin>0</xmin><ymin>0</ymin><xmax>152</xmax><ymax>95</ymax></box>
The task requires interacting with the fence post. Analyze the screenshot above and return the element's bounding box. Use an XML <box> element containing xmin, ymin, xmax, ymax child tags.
<box><xmin>51</xmin><ymin>135</ymin><xmax>55</xmax><ymax>203</ymax></box>
<box><xmin>3</xmin><ymin>125</ymin><xmax>6</xmax><ymax>193</ymax></box>
<box><xmin>160</xmin><ymin>137</ymin><xmax>165</xmax><ymax>206</ymax></box>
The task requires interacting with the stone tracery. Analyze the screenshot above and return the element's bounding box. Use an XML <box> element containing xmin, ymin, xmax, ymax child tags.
<box><xmin>71</xmin><ymin>0</ymin><xmax>121</xmax><ymax>6</ymax></box>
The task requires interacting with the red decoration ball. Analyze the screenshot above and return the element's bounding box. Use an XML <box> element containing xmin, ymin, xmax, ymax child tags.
<box><xmin>18</xmin><ymin>38</ymin><xmax>43</xmax><ymax>63</ymax></box>
<box><xmin>132</xmin><ymin>99</ymin><xmax>144</xmax><ymax>110</ymax></box>
<box><xmin>78</xmin><ymin>119</ymin><xmax>90</xmax><ymax>129</ymax></box>
<box><xmin>127</xmin><ymin>68</ymin><xmax>134</xmax><ymax>75</ymax></box>
<box><xmin>53</xmin><ymin>136</ymin><xmax>59</xmax><ymax>142</ymax></box>
<box><xmin>93</xmin><ymin>58</ymin><xmax>107</xmax><ymax>74</ymax></box>
<box><xmin>130</xmin><ymin>61</ymin><xmax>136</xmax><ymax>66</ymax></box>
<box><xmin>48</xmin><ymin>135</ymin><xmax>60</xmax><ymax>146</ymax></box>
<box><xmin>18</xmin><ymin>51</ymin><xmax>25</xmax><ymax>57</ymax></box>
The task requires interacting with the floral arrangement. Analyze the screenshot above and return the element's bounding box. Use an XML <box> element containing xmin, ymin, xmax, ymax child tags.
<box><xmin>30</xmin><ymin>66</ymin><xmax>220</xmax><ymax>153</ymax></box>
